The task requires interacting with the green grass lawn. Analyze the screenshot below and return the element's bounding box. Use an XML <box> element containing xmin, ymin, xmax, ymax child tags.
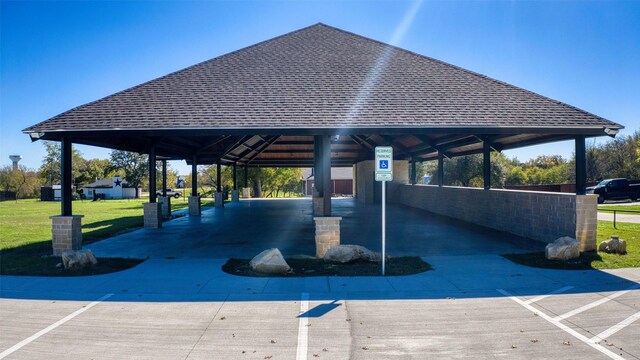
<box><xmin>598</xmin><ymin>205</ymin><xmax>640</xmax><ymax>212</ymax></box>
<box><xmin>503</xmin><ymin>220</ymin><xmax>639</xmax><ymax>270</ymax></box>
<box><xmin>0</xmin><ymin>197</ymin><xmax>211</xmax><ymax>275</ymax></box>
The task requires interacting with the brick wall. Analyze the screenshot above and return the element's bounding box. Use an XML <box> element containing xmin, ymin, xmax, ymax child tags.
<box><xmin>394</xmin><ymin>184</ymin><xmax>597</xmax><ymax>246</ymax></box>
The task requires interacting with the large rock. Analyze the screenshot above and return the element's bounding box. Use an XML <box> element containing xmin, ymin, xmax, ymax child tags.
<box><xmin>599</xmin><ymin>235</ymin><xmax>627</xmax><ymax>255</ymax></box>
<box><xmin>62</xmin><ymin>250</ymin><xmax>98</xmax><ymax>270</ymax></box>
<box><xmin>323</xmin><ymin>245</ymin><xmax>380</xmax><ymax>263</ymax></box>
<box><xmin>249</xmin><ymin>248</ymin><xmax>291</xmax><ymax>274</ymax></box>
<box><xmin>545</xmin><ymin>236</ymin><xmax>580</xmax><ymax>261</ymax></box>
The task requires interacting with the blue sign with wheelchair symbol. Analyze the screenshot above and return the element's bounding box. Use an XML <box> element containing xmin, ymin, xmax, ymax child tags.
<box><xmin>379</xmin><ymin>160</ymin><xmax>389</xmax><ymax>169</ymax></box>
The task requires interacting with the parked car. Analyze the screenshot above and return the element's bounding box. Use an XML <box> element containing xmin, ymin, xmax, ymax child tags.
<box><xmin>586</xmin><ymin>178</ymin><xmax>640</xmax><ymax>203</ymax></box>
<box><xmin>156</xmin><ymin>189</ymin><xmax>182</xmax><ymax>198</ymax></box>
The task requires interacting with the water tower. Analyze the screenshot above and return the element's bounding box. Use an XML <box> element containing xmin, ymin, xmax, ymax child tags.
<box><xmin>9</xmin><ymin>155</ymin><xmax>22</xmax><ymax>170</ymax></box>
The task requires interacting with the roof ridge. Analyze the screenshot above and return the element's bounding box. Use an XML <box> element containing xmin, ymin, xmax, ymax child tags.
<box><xmin>318</xmin><ymin>23</ymin><xmax>621</xmax><ymax>129</ymax></box>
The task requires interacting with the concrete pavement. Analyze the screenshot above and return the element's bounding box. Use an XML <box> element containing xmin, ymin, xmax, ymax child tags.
<box><xmin>1</xmin><ymin>255</ymin><xmax>639</xmax><ymax>359</ymax></box>
<box><xmin>87</xmin><ymin>198</ymin><xmax>546</xmax><ymax>259</ymax></box>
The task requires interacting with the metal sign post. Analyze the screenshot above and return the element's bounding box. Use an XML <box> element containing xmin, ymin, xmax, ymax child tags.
<box><xmin>375</xmin><ymin>146</ymin><xmax>393</xmax><ymax>276</ymax></box>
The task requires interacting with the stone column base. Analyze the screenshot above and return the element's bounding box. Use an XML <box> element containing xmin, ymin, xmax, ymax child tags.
<box><xmin>143</xmin><ymin>202</ymin><xmax>163</xmax><ymax>229</ymax></box>
<box><xmin>242</xmin><ymin>187</ymin><xmax>251</xmax><ymax>198</ymax></box>
<box><xmin>188</xmin><ymin>196</ymin><xmax>201</xmax><ymax>216</ymax></box>
<box><xmin>231</xmin><ymin>189</ymin><xmax>240</xmax><ymax>202</ymax></box>
<box><xmin>576</xmin><ymin>194</ymin><xmax>598</xmax><ymax>251</ymax></box>
<box><xmin>158</xmin><ymin>196</ymin><xmax>172</xmax><ymax>219</ymax></box>
<box><xmin>314</xmin><ymin>216</ymin><xmax>342</xmax><ymax>258</ymax></box>
<box><xmin>215</xmin><ymin>192</ymin><xmax>225</xmax><ymax>207</ymax></box>
<box><xmin>50</xmin><ymin>215</ymin><xmax>84</xmax><ymax>256</ymax></box>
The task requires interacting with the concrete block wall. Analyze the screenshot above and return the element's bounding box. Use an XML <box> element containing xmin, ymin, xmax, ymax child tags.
<box><xmin>188</xmin><ymin>196</ymin><xmax>201</xmax><ymax>216</ymax></box>
<box><xmin>576</xmin><ymin>195</ymin><xmax>598</xmax><ymax>251</ymax></box>
<box><xmin>50</xmin><ymin>215</ymin><xmax>83</xmax><ymax>256</ymax></box>
<box><xmin>314</xmin><ymin>217</ymin><xmax>342</xmax><ymax>257</ymax></box>
<box><xmin>158</xmin><ymin>196</ymin><xmax>171</xmax><ymax>219</ymax></box>
<box><xmin>355</xmin><ymin>160</ymin><xmax>375</xmax><ymax>204</ymax></box>
<box><xmin>355</xmin><ymin>160</ymin><xmax>409</xmax><ymax>204</ymax></box>
<box><xmin>143</xmin><ymin>202</ymin><xmax>163</xmax><ymax>229</ymax></box>
<box><xmin>395</xmin><ymin>185</ymin><xmax>597</xmax><ymax>246</ymax></box>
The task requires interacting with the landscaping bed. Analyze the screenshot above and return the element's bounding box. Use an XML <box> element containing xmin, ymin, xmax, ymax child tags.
<box><xmin>222</xmin><ymin>256</ymin><xmax>432</xmax><ymax>277</ymax></box>
<box><xmin>502</xmin><ymin>220</ymin><xmax>639</xmax><ymax>270</ymax></box>
<box><xmin>1</xmin><ymin>256</ymin><xmax>144</xmax><ymax>276</ymax></box>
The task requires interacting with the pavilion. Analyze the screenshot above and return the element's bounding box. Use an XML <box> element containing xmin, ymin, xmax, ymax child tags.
<box><xmin>23</xmin><ymin>23</ymin><xmax>623</xmax><ymax>256</ymax></box>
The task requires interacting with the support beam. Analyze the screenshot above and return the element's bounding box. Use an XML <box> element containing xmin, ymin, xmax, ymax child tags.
<box><xmin>437</xmin><ymin>152</ymin><xmax>444</xmax><ymax>187</ymax></box>
<box><xmin>314</xmin><ymin>135</ymin><xmax>324</xmax><ymax>198</ymax></box>
<box><xmin>321</xmin><ymin>135</ymin><xmax>332</xmax><ymax>215</ymax></box>
<box><xmin>410</xmin><ymin>157</ymin><xmax>416</xmax><ymax>185</ymax></box>
<box><xmin>216</xmin><ymin>159</ymin><xmax>222</xmax><ymax>193</ymax></box>
<box><xmin>61</xmin><ymin>138</ymin><xmax>72</xmax><ymax>216</ymax></box>
<box><xmin>162</xmin><ymin>160</ymin><xmax>167</xmax><ymax>197</ymax></box>
<box><xmin>149</xmin><ymin>145</ymin><xmax>157</xmax><ymax>203</ymax></box>
<box><xmin>191</xmin><ymin>155</ymin><xmax>198</xmax><ymax>196</ymax></box>
<box><xmin>575</xmin><ymin>135</ymin><xmax>586</xmax><ymax>195</ymax></box>
<box><xmin>483</xmin><ymin>140</ymin><xmax>491</xmax><ymax>190</ymax></box>
<box><xmin>244</xmin><ymin>165</ymin><xmax>248</xmax><ymax>188</ymax></box>
<box><xmin>233</xmin><ymin>162</ymin><xmax>237</xmax><ymax>190</ymax></box>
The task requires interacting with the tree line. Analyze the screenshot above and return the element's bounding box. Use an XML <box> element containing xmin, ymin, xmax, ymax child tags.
<box><xmin>0</xmin><ymin>141</ymin><xmax>303</xmax><ymax>199</ymax></box>
<box><xmin>417</xmin><ymin>131</ymin><xmax>639</xmax><ymax>187</ymax></box>
<box><xmin>1</xmin><ymin>132</ymin><xmax>637</xmax><ymax>199</ymax></box>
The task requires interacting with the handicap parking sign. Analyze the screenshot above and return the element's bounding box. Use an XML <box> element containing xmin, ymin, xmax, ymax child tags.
<box><xmin>379</xmin><ymin>160</ymin><xmax>389</xmax><ymax>169</ymax></box>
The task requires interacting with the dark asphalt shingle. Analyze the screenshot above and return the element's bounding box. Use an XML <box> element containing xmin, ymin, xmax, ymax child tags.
<box><xmin>23</xmin><ymin>23</ymin><xmax>621</xmax><ymax>133</ymax></box>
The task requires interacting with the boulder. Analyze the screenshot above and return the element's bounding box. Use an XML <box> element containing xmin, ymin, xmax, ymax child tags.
<box><xmin>250</xmin><ymin>248</ymin><xmax>290</xmax><ymax>274</ymax></box>
<box><xmin>545</xmin><ymin>236</ymin><xmax>580</xmax><ymax>261</ymax></box>
<box><xmin>323</xmin><ymin>245</ymin><xmax>381</xmax><ymax>263</ymax></box>
<box><xmin>599</xmin><ymin>235</ymin><xmax>627</xmax><ymax>255</ymax></box>
<box><xmin>62</xmin><ymin>250</ymin><xmax>98</xmax><ymax>270</ymax></box>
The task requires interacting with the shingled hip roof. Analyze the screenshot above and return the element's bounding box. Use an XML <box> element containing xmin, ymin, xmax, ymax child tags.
<box><xmin>23</xmin><ymin>23</ymin><xmax>621</xmax><ymax>135</ymax></box>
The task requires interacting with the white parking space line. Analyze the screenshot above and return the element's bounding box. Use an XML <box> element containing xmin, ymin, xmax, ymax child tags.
<box><xmin>590</xmin><ymin>311</ymin><xmax>640</xmax><ymax>343</ymax></box>
<box><xmin>0</xmin><ymin>293</ymin><xmax>113</xmax><ymax>359</ymax></box>
<box><xmin>554</xmin><ymin>284</ymin><xmax>640</xmax><ymax>321</ymax></box>
<box><xmin>296</xmin><ymin>292</ymin><xmax>310</xmax><ymax>360</ymax></box>
<box><xmin>497</xmin><ymin>289</ymin><xmax>626</xmax><ymax>360</ymax></box>
<box><xmin>524</xmin><ymin>286</ymin><xmax>574</xmax><ymax>305</ymax></box>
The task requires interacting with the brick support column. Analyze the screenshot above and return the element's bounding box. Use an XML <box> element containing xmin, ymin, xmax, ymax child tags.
<box><xmin>576</xmin><ymin>194</ymin><xmax>598</xmax><ymax>251</ymax></box>
<box><xmin>314</xmin><ymin>216</ymin><xmax>342</xmax><ymax>257</ymax></box>
<box><xmin>143</xmin><ymin>202</ymin><xmax>162</xmax><ymax>229</ymax></box>
<box><xmin>50</xmin><ymin>215</ymin><xmax>83</xmax><ymax>256</ymax></box>
<box><xmin>158</xmin><ymin>196</ymin><xmax>171</xmax><ymax>219</ymax></box>
<box><xmin>231</xmin><ymin>189</ymin><xmax>240</xmax><ymax>202</ymax></box>
<box><xmin>188</xmin><ymin>196</ymin><xmax>201</xmax><ymax>216</ymax></box>
<box><xmin>215</xmin><ymin>192</ymin><xmax>225</xmax><ymax>207</ymax></box>
<box><xmin>242</xmin><ymin>187</ymin><xmax>251</xmax><ymax>198</ymax></box>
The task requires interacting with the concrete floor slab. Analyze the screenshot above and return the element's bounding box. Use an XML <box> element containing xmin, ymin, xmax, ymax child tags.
<box><xmin>88</xmin><ymin>198</ymin><xmax>547</xmax><ymax>259</ymax></box>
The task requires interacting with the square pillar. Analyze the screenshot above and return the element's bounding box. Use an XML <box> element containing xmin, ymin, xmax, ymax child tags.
<box><xmin>576</xmin><ymin>194</ymin><xmax>598</xmax><ymax>251</ymax></box>
<box><xmin>158</xmin><ymin>196</ymin><xmax>171</xmax><ymax>219</ymax></box>
<box><xmin>231</xmin><ymin>189</ymin><xmax>239</xmax><ymax>202</ymax></box>
<box><xmin>143</xmin><ymin>202</ymin><xmax>162</xmax><ymax>229</ymax></box>
<box><xmin>188</xmin><ymin>196</ymin><xmax>201</xmax><ymax>216</ymax></box>
<box><xmin>314</xmin><ymin>216</ymin><xmax>342</xmax><ymax>258</ymax></box>
<box><xmin>312</xmin><ymin>188</ymin><xmax>324</xmax><ymax>216</ymax></box>
<box><xmin>215</xmin><ymin>192</ymin><xmax>225</xmax><ymax>207</ymax></box>
<box><xmin>242</xmin><ymin>187</ymin><xmax>251</xmax><ymax>198</ymax></box>
<box><xmin>50</xmin><ymin>215</ymin><xmax>83</xmax><ymax>256</ymax></box>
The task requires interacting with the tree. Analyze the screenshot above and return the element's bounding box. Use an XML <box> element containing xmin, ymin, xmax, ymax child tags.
<box><xmin>38</xmin><ymin>141</ymin><xmax>84</xmax><ymax>185</ymax></box>
<box><xmin>0</xmin><ymin>165</ymin><xmax>41</xmax><ymax>199</ymax></box>
<box><xmin>109</xmin><ymin>150</ymin><xmax>148</xmax><ymax>197</ymax></box>
<box><xmin>76</xmin><ymin>158</ymin><xmax>114</xmax><ymax>185</ymax></box>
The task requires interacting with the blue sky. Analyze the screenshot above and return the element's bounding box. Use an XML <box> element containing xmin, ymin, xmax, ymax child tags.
<box><xmin>1</xmin><ymin>1</ymin><xmax>638</xmax><ymax>175</ymax></box>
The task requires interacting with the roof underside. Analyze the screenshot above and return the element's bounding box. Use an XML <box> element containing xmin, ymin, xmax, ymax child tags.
<box><xmin>23</xmin><ymin>23</ymin><xmax>622</xmax><ymax>167</ymax></box>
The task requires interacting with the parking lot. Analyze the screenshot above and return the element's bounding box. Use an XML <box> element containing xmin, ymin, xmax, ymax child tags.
<box><xmin>1</xmin><ymin>256</ymin><xmax>638</xmax><ymax>359</ymax></box>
